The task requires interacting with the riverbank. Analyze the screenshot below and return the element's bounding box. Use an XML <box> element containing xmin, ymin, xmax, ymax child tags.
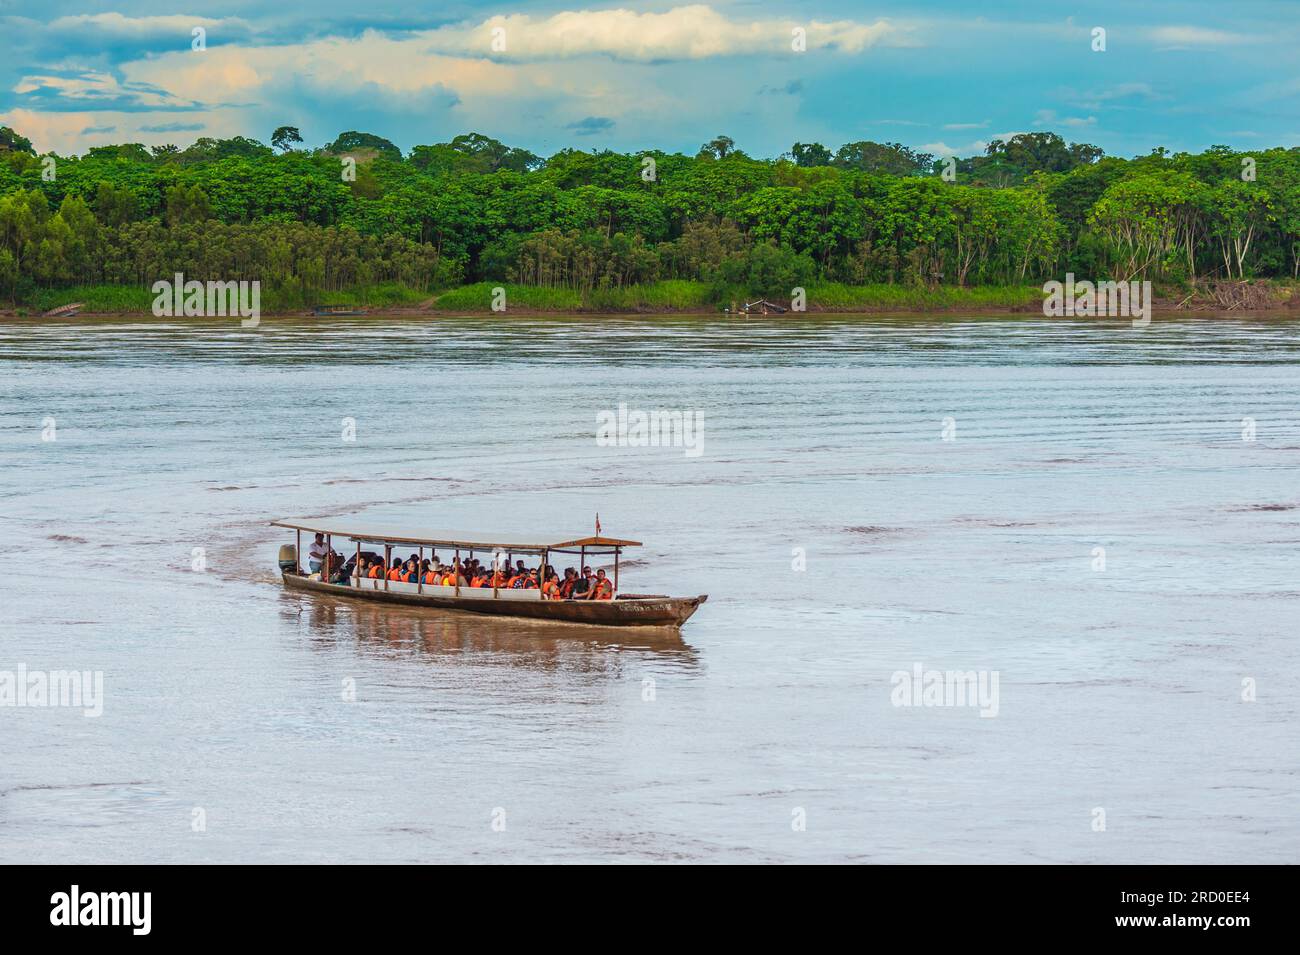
<box><xmin>5</xmin><ymin>278</ymin><xmax>1298</xmax><ymax>318</ymax></box>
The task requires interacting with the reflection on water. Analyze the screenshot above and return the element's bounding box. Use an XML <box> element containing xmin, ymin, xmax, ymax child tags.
<box><xmin>1</xmin><ymin>313</ymin><xmax>1298</xmax><ymax>863</ymax></box>
<box><xmin>292</xmin><ymin>593</ymin><xmax>697</xmax><ymax>669</ymax></box>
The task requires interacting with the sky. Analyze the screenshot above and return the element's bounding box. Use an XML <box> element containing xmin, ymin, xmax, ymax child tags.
<box><xmin>1</xmin><ymin>1</ymin><xmax>1298</xmax><ymax>160</ymax></box>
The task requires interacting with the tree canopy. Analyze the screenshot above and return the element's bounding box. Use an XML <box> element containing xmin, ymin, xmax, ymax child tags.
<box><xmin>2</xmin><ymin>126</ymin><xmax>1297</xmax><ymax>305</ymax></box>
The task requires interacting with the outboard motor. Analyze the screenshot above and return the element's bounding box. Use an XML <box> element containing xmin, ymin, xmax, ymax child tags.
<box><xmin>278</xmin><ymin>544</ymin><xmax>298</xmax><ymax>574</ymax></box>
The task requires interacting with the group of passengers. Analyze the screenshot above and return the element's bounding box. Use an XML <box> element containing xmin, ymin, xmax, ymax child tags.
<box><xmin>307</xmin><ymin>533</ymin><xmax>614</xmax><ymax>600</ymax></box>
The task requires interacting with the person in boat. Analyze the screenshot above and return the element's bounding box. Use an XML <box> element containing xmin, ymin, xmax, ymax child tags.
<box><xmin>308</xmin><ymin>533</ymin><xmax>328</xmax><ymax>574</ymax></box>
<box><xmin>558</xmin><ymin>568</ymin><xmax>577</xmax><ymax>599</ymax></box>
<box><xmin>571</xmin><ymin>566</ymin><xmax>593</xmax><ymax>600</ymax></box>
<box><xmin>333</xmin><ymin>557</ymin><xmax>352</xmax><ymax>586</ymax></box>
<box><xmin>590</xmin><ymin>569</ymin><xmax>613</xmax><ymax>600</ymax></box>
<box><xmin>542</xmin><ymin>571</ymin><xmax>561</xmax><ymax>600</ymax></box>
<box><xmin>387</xmin><ymin>558</ymin><xmax>404</xmax><ymax>582</ymax></box>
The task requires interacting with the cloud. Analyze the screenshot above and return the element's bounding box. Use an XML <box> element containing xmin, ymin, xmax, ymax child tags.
<box><xmin>0</xmin><ymin>107</ymin><xmax>214</xmax><ymax>152</ymax></box>
<box><xmin>942</xmin><ymin>121</ymin><xmax>988</xmax><ymax>130</ymax></box>
<box><xmin>1148</xmin><ymin>26</ymin><xmax>1260</xmax><ymax>47</ymax></box>
<box><xmin>566</xmin><ymin>116</ymin><xmax>615</xmax><ymax>135</ymax></box>
<box><xmin>3</xmin><ymin>5</ymin><xmax>914</xmax><ymax>154</ymax></box>
<box><xmin>1034</xmin><ymin>109</ymin><xmax>1096</xmax><ymax>129</ymax></box>
<box><xmin>13</xmin><ymin>70</ymin><xmax>193</xmax><ymax>110</ymax></box>
<box><xmin>430</xmin><ymin>6</ymin><xmax>910</xmax><ymax>61</ymax></box>
<box><xmin>921</xmin><ymin>141</ymin><xmax>960</xmax><ymax>156</ymax></box>
<box><xmin>47</xmin><ymin>13</ymin><xmax>253</xmax><ymax>44</ymax></box>
<box><xmin>140</xmin><ymin>122</ymin><xmax>205</xmax><ymax>133</ymax></box>
<box><xmin>1061</xmin><ymin>83</ymin><xmax>1164</xmax><ymax>111</ymax></box>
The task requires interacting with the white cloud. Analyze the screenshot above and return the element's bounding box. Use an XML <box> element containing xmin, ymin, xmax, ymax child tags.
<box><xmin>13</xmin><ymin>70</ymin><xmax>185</xmax><ymax>108</ymax></box>
<box><xmin>1148</xmin><ymin>26</ymin><xmax>1258</xmax><ymax>47</ymax></box>
<box><xmin>1033</xmin><ymin>109</ymin><xmax>1096</xmax><ymax>129</ymax></box>
<box><xmin>0</xmin><ymin>107</ymin><xmax>225</xmax><ymax>152</ymax></box>
<box><xmin>49</xmin><ymin>13</ymin><xmax>243</xmax><ymax>31</ymax></box>
<box><xmin>440</xmin><ymin>6</ymin><xmax>910</xmax><ymax>61</ymax></box>
<box><xmin>921</xmin><ymin>141</ymin><xmax>960</xmax><ymax>156</ymax></box>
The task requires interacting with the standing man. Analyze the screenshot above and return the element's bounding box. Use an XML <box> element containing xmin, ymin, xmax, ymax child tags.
<box><xmin>308</xmin><ymin>533</ymin><xmax>328</xmax><ymax>575</ymax></box>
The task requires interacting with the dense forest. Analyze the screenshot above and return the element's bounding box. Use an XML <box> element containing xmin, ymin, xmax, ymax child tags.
<box><xmin>1</xmin><ymin>124</ymin><xmax>1298</xmax><ymax>309</ymax></box>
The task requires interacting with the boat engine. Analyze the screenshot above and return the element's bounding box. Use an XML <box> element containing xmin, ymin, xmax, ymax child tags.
<box><xmin>278</xmin><ymin>543</ymin><xmax>298</xmax><ymax>573</ymax></box>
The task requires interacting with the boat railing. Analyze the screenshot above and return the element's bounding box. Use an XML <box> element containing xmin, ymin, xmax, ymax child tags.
<box><xmin>345</xmin><ymin>575</ymin><xmax>544</xmax><ymax>601</ymax></box>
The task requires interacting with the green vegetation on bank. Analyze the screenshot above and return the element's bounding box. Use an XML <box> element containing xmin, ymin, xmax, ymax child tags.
<box><xmin>432</xmin><ymin>279</ymin><xmax>715</xmax><ymax>311</ymax></box>
<box><xmin>23</xmin><ymin>279</ymin><xmax>429</xmax><ymax>315</ymax></box>
<box><xmin>2</xmin><ymin>125</ymin><xmax>1299</xmax><ymax>311</ymax></box>
<box><xmin>430</xmin><ymin>280</ymin><xmax>1037</xmax><ymax>313</ymax></box>
<box><xmin>18</xmin><ymin>278</ymin><xmax>1047</xmax><ymax>315</ymax></box>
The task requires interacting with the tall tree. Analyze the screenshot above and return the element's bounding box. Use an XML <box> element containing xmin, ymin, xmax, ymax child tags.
<box><xmin>791</xmin><ymin>142</ymin><xmax>833</xmax><ymax>167</ymax></box>
<box><xmin>699</xmin><ymin>135</ymin><xmax>736</xmax><ymax>160</ymax></box>
<box><xmin>272</xmin><ymin>126</ymin><xmax>304</xmax><ymax>153</ymax></box>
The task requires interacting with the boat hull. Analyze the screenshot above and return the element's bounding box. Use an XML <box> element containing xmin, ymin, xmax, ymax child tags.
<box><xmin>281</xmin><ymin>573</ymin><xmax>706</xmax><ymax>628</ymax></box>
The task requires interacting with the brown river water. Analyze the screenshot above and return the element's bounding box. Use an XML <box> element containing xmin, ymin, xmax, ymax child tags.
<box><xmin>1</xmin><ymin>313</ymin><xmax>1297</xmax><ymax>862</ymax></box>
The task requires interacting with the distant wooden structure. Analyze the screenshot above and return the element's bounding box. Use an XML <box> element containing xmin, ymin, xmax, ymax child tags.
<box><xmin>741</xmin><ymin>299</ymin><xmax>788</xmax><ymax>315</ymax></box>
<box><xmin>43</xmin><ymin>302</ymin><xmax>84</xmax><ymax>318</ymax></box>
<box><xmin>312</xmin><ymin>304</ymin><xmax>368</xmax><ymax>316</ymax></box>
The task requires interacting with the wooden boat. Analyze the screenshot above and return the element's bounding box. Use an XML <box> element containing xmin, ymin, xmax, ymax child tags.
<box><xmin>43</xmin><ymin>302</ymin><xmax>84</xmax><ymax>318</ymax></box>
<box><xmin>270</xmin><ymin>519</ymin><xmax>707</xmax><ymax>629</ymax></box>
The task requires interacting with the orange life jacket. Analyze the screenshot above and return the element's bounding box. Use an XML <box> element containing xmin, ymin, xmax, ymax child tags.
<box><xmin>387</xmin><ymin>569</ymin><xmax>402</xmax><ymax>581</ymax></box>
<box><xmin>594</xmin><ymin>579</ymin><xmax>612</xmax><ymax>600</ymax></box>
<box><xmin>368</xmin><ymin>565</ymin><xmax>382</xmax><ymax>579</ymax></box>
<box><xmin>423</xmin><ymin>571</ymin><xmax>437</xmax><ymax>585</ymax></box>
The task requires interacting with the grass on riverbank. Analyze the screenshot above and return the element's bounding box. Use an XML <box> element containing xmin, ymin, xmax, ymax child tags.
<box><xmin>432</xmin><ymin>280</ymin><xmax>1041</xmax><ymax>312</ymax></box>
<box><xmin>17</xmin><ymin>278</ymin><xmax>1295</xmax><ymax>316</ymax></box>
<box><xmin>806</xmin><ymin>282</ymin><xmax>1041</xmax><ymax>310</ymax></box>
<box><xmin>22</xmin><ymin>281</ymin><xmax>429</xmax><ymax>315</ymax></box>
<box><xmin>431</xmin><ymin>280</ymin><xmax>713</xmax><ymax>311</ymax></box>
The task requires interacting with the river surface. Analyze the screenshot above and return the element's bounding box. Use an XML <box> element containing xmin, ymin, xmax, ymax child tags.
<box><xmin>1</xmin><ymin>313</ymin><xmax>1297</xmax><ymax>863</ymax></box>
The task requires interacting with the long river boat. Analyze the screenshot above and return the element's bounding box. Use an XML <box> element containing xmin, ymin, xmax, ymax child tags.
<box><xmin>271</xmin><ymin>519</ymin><xmax>707</xmax><ymax>629</ymax></box>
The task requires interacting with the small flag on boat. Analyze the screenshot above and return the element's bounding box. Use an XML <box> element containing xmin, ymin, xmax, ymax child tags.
<box><xmin>595</xmin><ymin>513</ymin><xmax>601</xmax><ymax>535</ymax></box>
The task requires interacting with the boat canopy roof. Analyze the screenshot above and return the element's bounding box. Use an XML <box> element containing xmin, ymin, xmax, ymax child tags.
<box><xmin>270</xmin><ymin>519</ymin><xmax>641</xmax><ymax>554</ymax></box>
